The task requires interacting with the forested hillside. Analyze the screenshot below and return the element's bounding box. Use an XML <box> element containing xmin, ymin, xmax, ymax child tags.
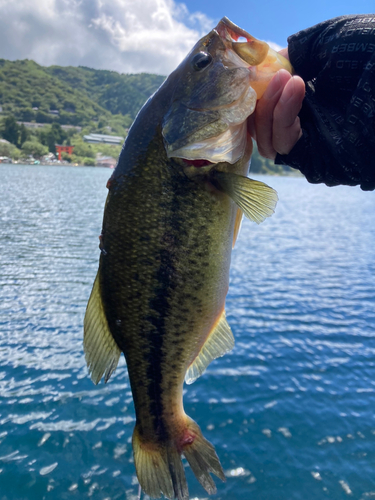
<box><xmin>0</xmin><ymin>59</ymin><xmax>164</xmax><ymax>127</ymax></box>
<box><xmin>45</xmin><ymin>66</ymin><xmax>165</xmax><ymax>119</ymax></box>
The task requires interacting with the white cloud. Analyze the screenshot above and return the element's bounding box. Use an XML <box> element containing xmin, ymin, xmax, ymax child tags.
<box><xmin>0</xmin><ymin>0</ymin><xmax>216</xmax><ymax>75</ymax></box>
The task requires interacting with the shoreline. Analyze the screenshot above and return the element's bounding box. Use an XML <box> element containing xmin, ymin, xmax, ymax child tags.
<box><xmin>0</xmin><ymin>160</ymin><xmax>114</xmax><ymax>168</ymax></box>
<box><xmin>0</xmin><ymin>161</ymin><xmax>303</xmax><ymax>176</ymax></box>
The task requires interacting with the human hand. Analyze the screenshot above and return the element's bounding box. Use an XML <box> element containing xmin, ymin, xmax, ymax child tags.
<box><xmin>248</xmin><ymin>51</ymin><xmax>306</xmax><ymax>160</ymax></box>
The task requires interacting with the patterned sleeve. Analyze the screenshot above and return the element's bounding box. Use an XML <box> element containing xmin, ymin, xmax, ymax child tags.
<box><xmin>275</xmin><ymin>15</ymin><xmax>375</xmax><ymax>191</ymax></box>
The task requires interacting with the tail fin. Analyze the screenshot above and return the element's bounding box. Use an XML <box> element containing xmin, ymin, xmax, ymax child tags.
<box><xmin>183</xmin><ymin>417</ymin><xmax>226</xmax><ymax>494</ymax></box>
<box><xmin>132</xmin><ymin>418</ymin><xmax>225</xmax><ymax>500</ymax></box>
<box><xmin>133</xmin><ymin>425</ymin><xmax>187</xmax><ymax>500</ymax></box>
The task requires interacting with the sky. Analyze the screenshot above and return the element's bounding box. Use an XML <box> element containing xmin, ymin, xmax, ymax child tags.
<box><xmin>0</xmin><ymin>0</ymin><xmax>373</xmax><ymax>76</ymax></box>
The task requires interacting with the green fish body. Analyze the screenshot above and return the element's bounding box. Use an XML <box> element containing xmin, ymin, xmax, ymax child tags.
<box><xmin>84</xmin><ymin>17</ymin><xmax>290</xmax><ymax>500</ymax></box>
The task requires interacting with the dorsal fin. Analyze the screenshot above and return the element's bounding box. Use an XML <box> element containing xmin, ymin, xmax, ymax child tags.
<box><xmin>185</xmin><ymin>310</ymin><xmax>234</xmax><ymax>385</ymax></box>
<box><xmin>232</xmin><ymin>207</ymin><xmax>243</xmax><ymax>248</ymax></box>
<box><xmin>84</xmin><ymin>272</ymin><xmax>121</xmax><ymax>384</ymax></box>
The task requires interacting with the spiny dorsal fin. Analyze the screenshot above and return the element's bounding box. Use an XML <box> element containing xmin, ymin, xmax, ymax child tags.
<box><xmin>211</xmin><ymin>171</ymin><xmax>278</xmax><ymax>224</ymax></box>
<box><xmin>185</xmin><ymin>310</ymin><xmax>234</xmax><ymax>385</ymax></box>
<box><xmin>232</xmin><ymin>207</ymin><xmax>243</xmax><ymax>248</ymax></box>
<box><xmin>84</xmin><ymin>272</ymin><xmax>121</xmax><ymax>384</ymax></box>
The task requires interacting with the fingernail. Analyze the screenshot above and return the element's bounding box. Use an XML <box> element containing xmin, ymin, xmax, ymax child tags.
<box><xmin>280</xmin><ymin>77</ymin><xmax>295</xmax><ymax>104</ymax></box>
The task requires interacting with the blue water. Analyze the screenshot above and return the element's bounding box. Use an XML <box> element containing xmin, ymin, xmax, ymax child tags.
<box><xmin>1</xmin><ymin>164</ymin><xmax>375</xmax><ymax>500</ymax></box>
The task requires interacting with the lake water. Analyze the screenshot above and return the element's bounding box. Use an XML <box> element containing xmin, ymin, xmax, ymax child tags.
<box><xmin>0</xmin><ymin>164</ymin><xmax>375</xmax><ymax>500</ymax></box>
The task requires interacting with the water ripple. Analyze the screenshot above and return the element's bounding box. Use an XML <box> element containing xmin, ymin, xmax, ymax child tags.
<box><xmin>1</xmin><ymin>166</ymin><xmax>375</xmax><ymax>499</ymax></box>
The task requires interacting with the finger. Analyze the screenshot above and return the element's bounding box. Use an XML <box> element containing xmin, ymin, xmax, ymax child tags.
<box><xmin>272</xmin><ymin>75</ymin><xmax>305</xmax><ymax>155</ymax></box>
<box><xmin>254</xmin><ymin>69</ymin><xmax>292</xmax><ymax>159</ymax></box>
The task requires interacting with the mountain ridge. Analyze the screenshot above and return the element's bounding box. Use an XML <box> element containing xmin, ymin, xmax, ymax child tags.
<box><xmin>0</xmin><ymin>59</ymin><xmax>165</xmax><ymax>126</ymax></box>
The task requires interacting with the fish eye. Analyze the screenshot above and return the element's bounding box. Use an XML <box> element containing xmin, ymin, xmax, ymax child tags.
<box><xmin>191</xmin><ymin>52</ymin><xmax>213</xmax><ymax>71</ymax></box>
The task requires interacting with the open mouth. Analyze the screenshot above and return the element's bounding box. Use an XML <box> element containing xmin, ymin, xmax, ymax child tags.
<box><xmin>215</xmin><ymin>17</ymin><xmax>269</xmax><ymax>67</ymax></box>
<box><xmin>216</xmin><ymin>17</ymin><xmax>254</xmax><ymax>42</ymax></box>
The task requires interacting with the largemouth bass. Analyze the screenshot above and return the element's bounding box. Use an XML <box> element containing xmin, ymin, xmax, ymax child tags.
<box><xmin>84</xmin><ymin>17</ymin><xmax>292</xmax><ymax>500</ymax></box>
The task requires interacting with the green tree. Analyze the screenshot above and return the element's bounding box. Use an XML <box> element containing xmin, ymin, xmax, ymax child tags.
<box><xmin>97</xmin><ymin>117</ymin><xmax>107</xmax><ymax>129</ymax></box>
<box><xmin>51</xmin><ymin>122</ymin><xmax>67</xmax><ymax>144</ymax></box>
<box><xmin>72</xmin><ymin>140</ymin><xmax>95</xmax><ymax>158</ymax></box>
<box><xmin>19</xmin><ymin>124</ymin><xmax>29</xmax><ymax>146</ymax></box>
<box><xmin>11</xmin><ymin>146</ymin><xmax>21</xmax><ymax>161</ymax></box>
<box><xmin>2</xmin><ymin>115</ymin><xmax>20</xmax><ymax>146</ymax></box>
<box><xmin>39</xmin><ymin>123</ymin><xmax>67</xmax><ymax>153</ymax></box>
<box><xmin>83</xmin><ymin>157</ymin><xmax>95</xmax><ymax>166</ymax></box>
<box><xmin>21</xmin><ymin>140</ymin><xmax>48</xmax><ymax>158</ymax></box>
<box><xmin>20</xmin><ymin>108</ymin><xmax>35</xmax><ymax>122</ymax></box>
<box><xmin>0</xmin><ymin>140</ymin><xmax>20</xmax><ymax>159</ymax></box>
<box><xmin>46</xmin><ymin>130</ymin><xmax>56</xmax><ymax>153</ymax></box>
<box><xmin>36</xmin><ymin>110</ymin><xmax>52</xmax><ymax>123</ymax></box>
<box><xmin>61</xmin><ymin>152</ymin><xmax>72</xmax><ymax>162</ymax></box>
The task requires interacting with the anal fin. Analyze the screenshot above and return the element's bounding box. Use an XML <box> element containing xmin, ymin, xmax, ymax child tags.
<box><xmin>84</xmin><ymin>272</ymin><xmax>121</xmax><ymax>384</ymax></box>
<box><xmin>185</xmin><ymin>310</ymin><xmax>234</xmax><ymax>385</ymax></box>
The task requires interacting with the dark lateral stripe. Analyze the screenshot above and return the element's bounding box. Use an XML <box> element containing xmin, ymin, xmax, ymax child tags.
<box><xmin>145</xmin><ymin>246</ymin><xmax>175</xmax><ymax>439</ymax></box>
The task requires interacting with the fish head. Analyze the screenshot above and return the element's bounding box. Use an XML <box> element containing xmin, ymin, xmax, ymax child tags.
<box><xmin>162</xmin><ymin>17</ymin><xmax>292</xmax><ymax>166</ymax></box>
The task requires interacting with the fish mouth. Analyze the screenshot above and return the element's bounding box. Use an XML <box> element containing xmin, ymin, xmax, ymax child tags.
<box><xmin>215</xmin><ymin>17</ymin><xmax>269</xmax><ymax>67</ymax></box>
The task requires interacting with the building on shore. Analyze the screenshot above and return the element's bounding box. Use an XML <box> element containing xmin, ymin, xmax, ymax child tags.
<box><xmin>83</xmin><ymin>133</ymin><xmax>124</xmax><ymax>145</ymax></box>
<box><xmin>96</xmin><ymin>154</ymin><xmax>117</xmax><ymax>168</ymax></box>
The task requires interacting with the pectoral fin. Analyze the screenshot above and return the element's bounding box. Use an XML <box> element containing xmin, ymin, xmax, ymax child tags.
<box><xmin>211</xmin><ymin>171</ymin><xmax>278</xmax><ymax>224</ymax></box>
<box><xmin>84</xmin><ymin>272</ymin><xmax>121</xmax><ymax>384</ymax></box>
<box><xmin>185</xmin><ymin>310</ymin><xmax>234</xmax><ymax>385</ymax></box>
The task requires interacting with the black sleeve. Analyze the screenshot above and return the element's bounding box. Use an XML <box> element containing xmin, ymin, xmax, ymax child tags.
<box><xmin>274</xmin><ymin>15</ymin><xmax>375</xmax><ymax>191</ymax></box>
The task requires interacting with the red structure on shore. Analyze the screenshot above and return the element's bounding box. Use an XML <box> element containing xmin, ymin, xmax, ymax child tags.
<box><xmin>55</xmin><ymin>144</ymin><xmax>74</xmax><ymax>161</ymax></box>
